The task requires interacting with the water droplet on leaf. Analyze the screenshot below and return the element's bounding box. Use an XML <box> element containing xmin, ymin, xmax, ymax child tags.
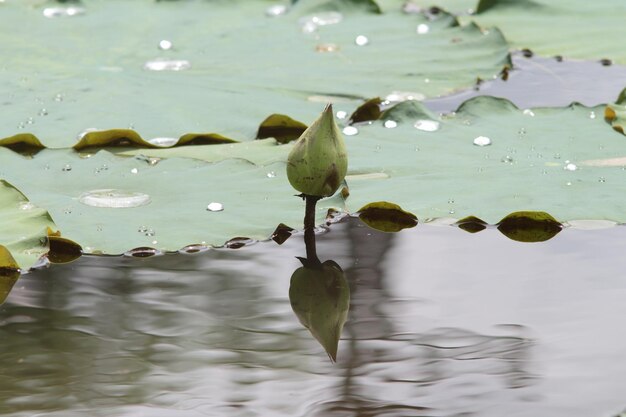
<box><xmin>564</xmin><ymin>163</ymin><xmax>578</xmax><ymax>171</ymax></box>
<box><xmin>383</xmin><ymin>120</ymin><xmax>397</xmax><ymax>129</ymax></box>
<box><xmin>342</xmin><ymin>126</ymin><xmax>358</xmax><ymax>136</ymax></box>
<box><xmin>158</xmin><ymin>40</ymin><xmax>173</xmax><ymax>50</ymax></box>
<box><xmin>43</xmin><ymin>6</ymin><xmax>85</xmax><ymax>18</ymax></box>
<box><xmin>206</xmin><ymin>202</ymin><xmax>224</xmax><ymax>212</ymax></box>
<box><xmin>143</xmin><ymin>59</ymin><xmax>191</xmax><ymax>71</ymax></box>
<box><xmin>62</xmin><ymin>164</ymin><xmax>72</xmax><ymax>172</ymax></box>
<box><xmin>414</xmin><ymin>120</ymin><xmax>440</xmax><ymax>132</ymax></box>
<box><xmin>265</xmin><ymin>4</ymin><xmax>288</xmax><ymax>17</ymax></box>
<box><xmin>417</xmin><ymin>24</ymin><xmax>429</xmax><ymax>34</ymax></box>
<box><xmin>79</xmin><ymin>189</ymin><xmax>151</xmax><ymax>208</ymax></box>
<box><xmin>355</xmin><ymin>35</ymin><xmax>369</xmax><ymax>46</ymax></box>
<box><xmin>473</xmin><ymin>136</ymin><xmax>491</xmax><ymax>146</ymax></box>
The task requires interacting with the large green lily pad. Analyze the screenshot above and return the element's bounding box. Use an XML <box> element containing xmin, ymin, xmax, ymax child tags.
<box><xmin>320</xmin><ymin>97</ymin><xmax>626</xmax><ymax>223</ymax></box>
<box><xmin>3</xmin><ymin>96</ymin><xmax>626</xmax><ymax>256</ymax></box>
<box><xmin>0</xmin><ymin>180</ymin><xmax>55</xmax><ymax>270</ymax></box>
<box><xmin>458</xmin><ymin>0</ymin><xmax>626</xmax><ymax>64</ymax></box>
<box><xmin>0</xmin><ymin>147</ymin><xmax>341</xmax><ymax>255</ymax></box>
<box><xmin>0</xmin><ymin>0</ymin><xmax>509</xmax><ymax>148</ymax></box>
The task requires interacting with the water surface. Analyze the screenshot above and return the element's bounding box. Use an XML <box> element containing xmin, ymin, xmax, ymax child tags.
<box><xmin>1</xmin><ymin>218</ymin><xmax>626</xmax><ymax>417</ymax></box>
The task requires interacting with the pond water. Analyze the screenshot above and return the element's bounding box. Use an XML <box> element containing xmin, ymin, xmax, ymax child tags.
<box><xmin>2</xmin><ymin>217</ymin><xmax>626</xmax><ymax>417</ymax></box>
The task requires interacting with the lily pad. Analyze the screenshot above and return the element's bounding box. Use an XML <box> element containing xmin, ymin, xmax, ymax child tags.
<box><xmin>317</xmin><ymin>96</ymin><xmax>626</xmax><ymax>224</ymax></box>
<box><xmin>459</xmin><ymin>0</ymin><xmax>626</xmax><ymax>64</ymax></box>
<box><xmin>0</xmin><ymin>180</ymin><xmax>55</xmax><ymax>270</ymax></box>
<box><xmin>496</xmin><ymin>211</ymin><xmax>562</xmax><ymax>243</ymax></box>
<box><xmin>0</xmin><ymin>245</ymin><xmax>20</xmax><ymax>305</ymax></box>
<box><xmin>0</xmin><ymin>147</ymin><xmax>335</xmax><ymax>255</ymax></box>
<box><xmin>357</xmin><ymin>201</ymin><xmax>418</xmax><ymax>232</ymax></box>
<box><xmin>0</xmin><ymin>0</ymin><xmax>510</xmax><ymax>148</ymax></box>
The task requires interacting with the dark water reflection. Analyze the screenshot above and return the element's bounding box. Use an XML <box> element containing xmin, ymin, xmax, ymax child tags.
<box><xmin>2</xmin><ymin>218</ymin><xmax>626</xmax><ymax>416</ymax></box>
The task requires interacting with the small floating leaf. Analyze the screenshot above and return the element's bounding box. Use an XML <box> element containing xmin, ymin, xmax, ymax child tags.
<box><xmin>348</xmin><ymin>97</ymin><xmax>383</xmax><ymax>125</ymax></box>
<box><xmin>256</xmin><ymin>114</ymin><xmax>308</xmax><ymax>144</ymax></box>
<box><xmin>0</xmin><ymin>245</ymin><xmax>20</xmax><ymax>305</ymax></box>
<box><xmin>47</xmin><ymin>236</ymin><xmax>83</xmax><ymax>264</ymax></box>
<box><xmin>497</xmin><ymin>211</ymin><xmax>562</xmax><ymax>243</ymax></box>
<box><xmin>272</xmin><ymin>223</ymin><xmax>295</xmax><ymax>245</ymax></box>
<box><xmin>0</xmin><ymin>134</ymin><xmax>46</xmax><ymax>154</ymax></box>
<box><xmin>357</xmin><ymin>201</ymin><xmax>418</xmax><ymax>233</ymax></box>
<box><xmin>456</xmin><ymin>216</ymin><xmax>488</xmax><ymax>233</ymax></box>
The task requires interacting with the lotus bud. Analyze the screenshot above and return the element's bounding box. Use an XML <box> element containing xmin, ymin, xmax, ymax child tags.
<box><xmin>289</xmin><ymin>260</ymin><xmax>350</xmax><ymax>361</ymax></box>
<box><xmin>287</xmin><ymin>104</ymin><xmax>348</xmax><ymax>197</ymax></box>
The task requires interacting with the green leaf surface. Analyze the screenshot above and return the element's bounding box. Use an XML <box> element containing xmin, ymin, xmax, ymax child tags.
<box><xmin>460</xmin><ymin>0</ymin><xmax>626</xmax><ymax>64</ymax></box>
<box><xmin>0</xmin><ymin>180</ymin><xmax>54</xmax><ymax>270</ymax></box>
<box><xmin>0</xmin><ymin>0</ymin><xmax>509</xmax><ymax>148</ymax></box>
<box><xmin>0</xmin><ymin>148</ymin><xmax>338</xmax><ymax>255</ymax></box>
<box><xmin>317</xmin><ymin>97</ymin><xmax>626</xmax><ymax>224</ymax></box>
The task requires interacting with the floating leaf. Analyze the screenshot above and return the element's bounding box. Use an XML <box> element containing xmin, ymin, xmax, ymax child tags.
<box><xmin>0</xmin><ymin>245</ymin><xmax>20</xmax><ymax>305</ymax></box>
<box><xmin>0</xmin><ymin>180</ymin><xmax>55</xmax><ymax>270</ymax></box>
<box><xmin>357</xmin><ymin>201</ymin><xmax>418</xmax><ymax>232</ymax></box>
<box><xmin>605</xmin><ymin>89</ymin><xmax>626</xmax><ymax>135</ymax></box>
<box><xmin>256</xmin><ymin>114</ymin><xmax>308</xmax><ymax>144</ymax></box>
<box><xmin>272</xmin><ymin>223</ymin><xmax>296</xmax><ymax>245</ymax></box>
<box><xmin>456</xmin><ymin>216</ymin><xmax>488</xmax><ymax>233</ymax></box>
<box><xmin>316</xmin><ymin>96</ymin><xmax>626</xmax><ymax>224</ymax></box>
<box><xmin>0</xmin><ymin>148</ymin><xmax>327</xmax><ymax>255</ymax></box>
<box><xmin>496</xmin><ymin>211</ymin><xmax>562</xmax><ymax>242</ymax></box>
<box><xmin>0</xmin><ymin>0</ymin><xmax>510</xmax><ymax>148</ymax></box>
<box><xmin>73</xmin><ymin>129</ymin><xmax>236</xmax><ymax>151</ymax></box>
<box><xmin>47</xmin><ymin>236</ymin><xmax>83</xmax><ymax>264</ymax></box>
<box><xmin>348</xmin><ymin>97</ymin><xmax>383</xmax><ymax>124</ymax></box>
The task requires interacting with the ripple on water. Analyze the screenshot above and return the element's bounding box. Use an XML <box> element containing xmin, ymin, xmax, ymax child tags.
<box><xmin>79</xmin><ymin>189</ymin><xmax>151</xmax><ymax>208</ymax></box>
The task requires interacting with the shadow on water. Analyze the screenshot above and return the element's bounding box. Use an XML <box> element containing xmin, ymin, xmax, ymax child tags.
<box><xmin>1</xmin><ymin>218</ymin><xmax>626</xmax><ymax>416</ymax></box>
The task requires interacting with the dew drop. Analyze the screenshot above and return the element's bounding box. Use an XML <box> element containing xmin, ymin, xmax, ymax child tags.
<box><xmin>43</xmin><ymin>6</ymin><xmax>85</xmax><ymax>18</ymax></box>
<box><xmin>38</xmin><ymin>108</ymin><xmax>48</xmax><ymax>116</ymax></box>
<box><xmin>343</xmin><ymin>126</ymin><xmax>359</xmax><ymax>136</ymax></box>
<box><xmin>336</xmin><ymin>110</ymin><xmax>347</xmax><ymax>119</ymax></box>
<box><xmin>207</xmin><ymin>202</ymin><xmax>224</xmax><ymax>212</ymax></box>
<box><xmin>148</xmin><ymin>137</ymin><xmax>178</xmax><ymax>147</ymax></box>
<box><xmin>266</xmin><ymin>171</ymin><xmax>276</xmax><ymax>178</ymax></box>
<box><xmin>64</xmin><ymin>208</ymin><xmax>72</xmax><ymax>214</ymax></box>
<box><xmin>355</xmin><ymin>35</ymin><xmax>369</xmax><ymax>46</ymax></box>
<box><xmin>589</xmin><ymin>111</ymin><xmax>596</xmax><ymax>119</ymax></box>
<box><xmin>131</xmin><ymin>168</ymin><xmax>138</xmax><ymax>174</ymax></box>
<box><xmin>501</xmin><ymin>155</ymin><xmax>514</xmax><ymax>164</ymax></box>
<box><xmin>414</xmin><ymin>120</ymin><xmax>440</xmax><ymax>132</ymax></box>
<box><xmin>62</xmin><ymin>164</ymin><xmax>72</xmax><ymax>172</ymax></box>
<box><xmin>138</xmin><ymin>226</ymin><xmax>148</xmax><ymax>233</ymax></box>
<box><xmin>383</xmin><ymin>120</ymin><xmax>397</xmax><ymax>129</ymax></box>
<box><xmin>54</xmin><ymin>93</ymin><xmax>64</xmax><ymax>102</ymax></box>
<box><xmin>158</xmin><ymin>40</ymin><xmax>173</xmax><ymax>50</ymax></box>
<box><xmin>17</xmin><ymin>122</ymin><xmax>25</xmax><ymax>129</ymax></box>
<box><xmin>448</xmin><ymin>199</ymin><xmax>454</xmax><ymax>204</ymax></box>
<box><xmin>265</xmin><ymin>4</ymin><xmax>288</xmax><ymax>17</ymax></box>
<box><xmin>26</xmin><ymin>117</ymin><xmax>34</xmax><ymax>125</ymax></box>
<box><xmin>523</xmin><ymin>109</ymin><xmax>535</xmax><ymax>117</ymax></box>
<box><xmin>598</xmin><ymin>176</ymin><xmax>606</xmax><ymax>183</ymax></box>
<box><xmin>145</xmin><ymin>229</ymin><xmax>155</xmax><ymax>237</ymax></box>
<box><xmin>79</xmin><ymin>189</ymin><xmax>152</xmax><ymax>208</ymax></box>
<box><xmin>564</xmin><ymin>162</ymin><xmax>578</xmax><ymax>171</ymax></box>
<box><xmin>417</xmin><ymin>23</ymin><xmax>430</xmax><ymax>34</ymax></box>
<box><xmin>566</xmin><ymin>181</ymin><xmax>572</xmax><ymax>186</ymax></box>
<box><xmin>553</xmin><ymin>153</ymin><xmax>561</xmax><ymax>159</ymax></box>
<box><xmin>473</xmin><ymin>136</ymin><xmax>491</xmax><ymax>146</ymax></box>
<box><xmin>143</xmin><ymin>59</ymin><xmax>191</xmax><ymax>71</ymax></box>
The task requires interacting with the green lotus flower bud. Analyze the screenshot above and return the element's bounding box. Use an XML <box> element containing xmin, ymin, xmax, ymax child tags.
<box><xmin>287</xmin><ymin>104</ymin><xmax>348</xmax><ymax>197</ymax></box>
<box><xmin>289</xmin><ymin>260</ymin><xmax>350</xmax><ymax>361</ymax></box>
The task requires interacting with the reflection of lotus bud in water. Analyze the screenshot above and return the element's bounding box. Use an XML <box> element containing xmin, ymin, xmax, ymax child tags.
<box><xmin>289</xmin><ymin>260</ymin><xmax>350</xmax><ymax>361</ymax></box>
<box><xmin>0</xmin><ymin>245</ymin><xmax>20</xmax><ymax>305</ymax></box>
<box><xmin>287</xmin><ymin>104</ymin><xmax>348</xmax><ymax>197</ymax></box>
